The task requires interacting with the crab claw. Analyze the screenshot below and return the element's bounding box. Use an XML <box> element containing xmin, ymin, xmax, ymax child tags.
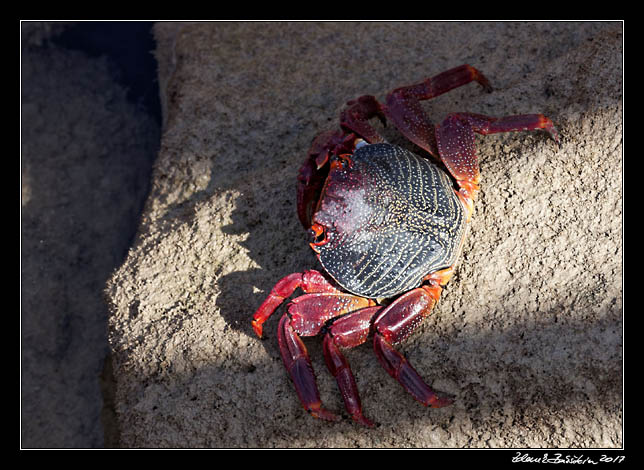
<box><xmin>298</xmin><ymin>129</ymin><xmax>360</xmax><ymax>228</ymax></box>
<box><xmin>297</xmin><ymin>130</ymin><xmax>339</xmax><ymax>228</ymax></box>
<box><xmin>297</xmin><ymin>155</ymin><xmax>327</xmax><ymax>228</ymax></box>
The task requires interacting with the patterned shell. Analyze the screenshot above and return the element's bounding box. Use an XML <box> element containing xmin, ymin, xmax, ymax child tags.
<box><xmin>313</xmin><ymin>143</ymin><xmax>467</xmax><ymax>299</ymax></box>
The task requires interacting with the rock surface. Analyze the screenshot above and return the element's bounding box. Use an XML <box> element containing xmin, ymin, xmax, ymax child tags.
<box><xmin>106</xmin><ymin>22</ymin><xmax>622</xmax><ymax>448</ymax></box>
<box><xmin>21</xmin><ymin>22</ymin><xmax>159</xmax><ymax>447</ymax></box>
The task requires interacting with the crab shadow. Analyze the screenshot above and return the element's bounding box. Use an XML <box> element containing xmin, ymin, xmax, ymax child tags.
<box><xmin>216</xmin><ymin>177</ymin><xmax>311</xmax><ymax>342</ymax></box>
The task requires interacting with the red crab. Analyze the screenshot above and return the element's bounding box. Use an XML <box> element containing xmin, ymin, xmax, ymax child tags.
<box><xmin>252</xmin><ymin>64</ymin><xmax>559</xmax><ymax>427</ymax></box>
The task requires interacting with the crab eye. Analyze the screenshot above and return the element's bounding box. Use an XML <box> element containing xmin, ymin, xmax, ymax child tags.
<box><xmin>309</xmin><ymin>223</ymin><xmax>327</xmax><ymax>246</ymax></box>
<box><xmin>309</xmin><ymin>228</ymin><xmax>323</xmax><ymax>243</ymax></box>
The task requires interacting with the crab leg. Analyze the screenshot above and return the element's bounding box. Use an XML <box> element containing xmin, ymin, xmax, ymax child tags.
<box><xmin>287</xmin><ymin>293</ymin><xmax>376</xmax><ymax>336</ymax></box>
<box><xmin>278</xmin><ymin>314</ymin><xmax>339</xmax><ymax>422</ymax></box>
<box><xmin>339</xmin><ymin>95</ymin><xmax>387</xmax><ymax>144</ymax></box>
<box><xmin>443</xmin><ymin>112</ymin><xmax>560</xmax><ymax>142</ymax></box>
<box><xmin>322</xmin><ymin>306</ymin><xmax>382</xmax><ymax>427</ymax></box>
<box><xmin>277</xmin><ymin>294</ymin><xmax>377</xmax><ymax>422</ymax></box>
<box><xmin>252</xmin><ymin>270</ymin><xmax>340</xmax><ymax>338</ymax></box>
<box><xmin>382</xmin><ymin>64</ymin><xmax>492</xmax><ymax>158</ymax></box>
<box><xmin>373</xmin><ymin>334</ymin><xmax>453</xmax><ymax>408</ymax></box>
<box><xmin>389</xmin><ymin>64</ymin><xmax>492</xmax><ymax>102</ymax></box>
<box><xmin>371</xmin><ymin>270</ymin><xmax>455</xmax><ymax>408</ymax></box>
<box><xmin>435</xmin><ymin>112</ymin><xmax>559</xmax><ymax>219</ymax></box>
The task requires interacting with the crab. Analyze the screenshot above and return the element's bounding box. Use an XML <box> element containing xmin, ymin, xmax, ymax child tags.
<box><xmin>252</xmin><ymin>64</ymin><xmax>559</xmax><ymax>427</ymax></box>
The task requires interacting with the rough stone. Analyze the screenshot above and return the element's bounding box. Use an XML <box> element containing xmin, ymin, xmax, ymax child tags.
<box><xmin>106</xmin><ymin>22</ymin><xmax>622</xmax><ymax>448</ymax></box>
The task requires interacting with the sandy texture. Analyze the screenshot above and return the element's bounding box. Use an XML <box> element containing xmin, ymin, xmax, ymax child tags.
<box><xmin>106</xmin><ymin>22</ymin><xmax>622</xmax><ymax>448</ymax></box>
<box><xmin>21</xmin><ymin>23</ymin><xmax>159</xmax><ymax>447</ymax></box>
